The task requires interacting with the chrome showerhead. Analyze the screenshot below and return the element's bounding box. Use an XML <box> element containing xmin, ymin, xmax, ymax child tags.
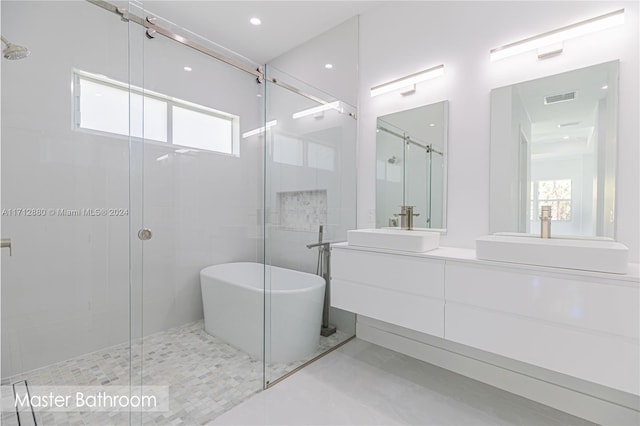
<box><xmin>1</xmin><ymin>35</ymin><xmax>30</xmax><ymax>60</ymax></box>
<box><xmin>3</xmin><ymin>43</ymin><xmax>30</xmax><ymax>60</ymax></box>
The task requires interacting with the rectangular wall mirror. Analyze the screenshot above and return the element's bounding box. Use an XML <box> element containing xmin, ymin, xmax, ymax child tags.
<box><xmin>490</xmin><ymin>61</ymin><xmax>619</xmax><ymax>239</ymax></box>
<box><xmin>376</xmin><ymin>101</ymin><xmax>448</xmax><ymax>231</ymax></box>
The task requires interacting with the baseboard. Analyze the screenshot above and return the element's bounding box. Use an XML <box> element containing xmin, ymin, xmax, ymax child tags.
<box><xmin>356</xmin><ymin>316</ymin><xmax>640</xmax><ymax>426</ymax></box>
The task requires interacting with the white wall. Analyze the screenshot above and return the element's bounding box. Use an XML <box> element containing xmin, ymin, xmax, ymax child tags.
<box><xmin>357</xmin><ymin>1</ymin><xmax>640</xmax><ymax>261</ymax></box>
<box><xmin>268</xmin><ymin>17</ymin><xmax>359</xmax><ymax>107</ymax></box>
<box><xmin>1</xmin><ymin>1</ymin><xmax>262</xmax><ymax>377</ymax></box>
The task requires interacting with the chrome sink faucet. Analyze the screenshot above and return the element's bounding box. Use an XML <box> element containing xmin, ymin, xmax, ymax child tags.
<box><xmin>540</xmin><ymin>206</ymin><xmax>552</xmax><ymax>238</ymax></box>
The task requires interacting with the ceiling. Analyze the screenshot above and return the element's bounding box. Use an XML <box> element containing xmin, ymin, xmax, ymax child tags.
<box><xmin>141</xmin><ymin>1</ymin><xmax>381</xmax><ymax>64</ymax></box>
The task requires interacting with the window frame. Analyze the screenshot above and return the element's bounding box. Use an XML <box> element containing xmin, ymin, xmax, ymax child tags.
<box><xmin>72</xmin><ymin>69</ymin><xmax>240</xmax><ymax>156</ymax></box>
<box><xmin>530</xmin><ymin>178</ymin><xmax>573</xmax><ymax>222</ymax></box>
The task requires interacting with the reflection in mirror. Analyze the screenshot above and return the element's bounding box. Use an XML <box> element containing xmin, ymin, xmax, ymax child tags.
<box><xmin>490</xmin><ymin>61</ymin><xmax>619</xmax><ymax>238</ymax></box>
<box><xmin>376</xmin><ymin>101</ymin><xmax>448</xmax><ymax>231</ymax></box>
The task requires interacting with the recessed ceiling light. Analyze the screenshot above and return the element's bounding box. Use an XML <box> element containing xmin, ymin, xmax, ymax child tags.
<box><xmin>325</xmin><ymin>63</ymin><xmax>333</xmax><ymax>69</ymax></box>
<box><xmin>250</xmin><ymin>17</ymin><xmax>261</xmax><ymax>26</ymax></box>
<box><xmin>563</xmin><ymin>136</ymin><xmax>570</xmax><ymax>140</ymax></box>
<box><xmin>429</xmin><ymin>123</ymin><xmax>435</xmax><ymax>127</ymax></box>
<box><xmin>183</xmin><ymin>66</ymin><xmax>192</xmax><ymax>72</ymax></box>
<box><xmin>601</xmin><ymin>85</ymin><xmax>608</xmax><ymax>89</ymax></box>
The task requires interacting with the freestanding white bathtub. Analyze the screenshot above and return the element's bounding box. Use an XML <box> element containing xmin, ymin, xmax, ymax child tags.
<box><xmin>200</xmin><ymin>262</ymin><xmax>325</xmax><ymax>363</ymax></box>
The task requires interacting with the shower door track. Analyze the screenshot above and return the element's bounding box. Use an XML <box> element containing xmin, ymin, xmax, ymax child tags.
<box><xmin>86</xmin><ymin>0</ymin><xmax>356</xmax><ymax>118</ymax></box>
<box><xmin>377</xmin><ymin>125</ymin><xmax>443</xmax><ymax>155</ymax></box>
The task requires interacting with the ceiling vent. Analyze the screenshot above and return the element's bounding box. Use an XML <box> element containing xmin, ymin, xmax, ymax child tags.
<box><xmin>544</xmin><ymin>91</ymin><xmax>576</xmax><ymax>105</ymax></box>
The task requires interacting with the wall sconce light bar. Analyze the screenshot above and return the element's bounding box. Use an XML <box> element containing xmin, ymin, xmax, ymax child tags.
<box><xmin>292</xmin><ymin>101</ymin><xmax>343</xmax><ymax>119</ymax></box>
<box><xmin>370</xmin><ymin>64</ymin><xmax>444</xmax><ymax>97</ymax></box>
<box><xmin>490</xmin><ymin>8</ymin><xmax>624</xmax><ymax>61</ymax></box>
<box><xmin>242</xmin><ymin>120</ymin><xmax>278</xmax><ymax>138</ymax></box>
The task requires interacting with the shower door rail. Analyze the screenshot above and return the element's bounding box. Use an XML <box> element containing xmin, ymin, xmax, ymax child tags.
<box><xmin>86</xmin><ymin>0</ymin><xmax>356</xmax><ymax>118</ymax></box>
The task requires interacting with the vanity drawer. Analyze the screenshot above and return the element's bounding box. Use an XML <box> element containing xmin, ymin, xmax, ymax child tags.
<box><xmin>445</xmin><ymin>303</ymin><xmax>639</xmax><ymax>395</ymax></box>
<box><xmin>445</xmin><ymin>263</ymin><xmax>639</xmax><ymax>339</ymax></box>
<box><xmin>332</xmin><ymin>248</ymin><xmax>444</xmax><ymax>298</ymax></box>
<box><xmin>332</xmin><ymin>278</ymin><xmax>444</xmax><ymax>337</ymax></box>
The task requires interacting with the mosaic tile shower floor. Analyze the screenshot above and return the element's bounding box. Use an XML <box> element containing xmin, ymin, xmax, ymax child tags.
<box><xmin>1</xmin><ymin>321</ymin><xmax>350</xmax><ymax>425</ymax></box>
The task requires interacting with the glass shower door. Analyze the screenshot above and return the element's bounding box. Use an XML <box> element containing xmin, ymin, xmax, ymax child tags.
<box><xmin>128</xmin><ymin>6</ymin><xmax>267</xmax><ymax>423</ymax></box>
<box><xmin>1</xmin><ymin>1</ymin><xmax>134</xmax><ymax>424</ymax></box>
<box><xmin>263</xmin><ymin>65</ymin><xmax>357</xmax><ymax>387</ymax></box>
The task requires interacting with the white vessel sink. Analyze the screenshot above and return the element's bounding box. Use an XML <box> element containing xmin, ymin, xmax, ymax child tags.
<box><xmin>476</xmin><ymin>234</ymin><xmax>629</xmax><ymax>274</ymax></box>
<box><xmin>347</xmin><ymin>229</ymin><xmax>440</xmax><ymax>253</ymax></box>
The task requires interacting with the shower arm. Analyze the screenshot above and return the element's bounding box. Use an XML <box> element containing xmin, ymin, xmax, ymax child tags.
<box><xmin>1</xmin><ymin>36</ymin><xmax>10</xmax><ymax>47</ymax></box>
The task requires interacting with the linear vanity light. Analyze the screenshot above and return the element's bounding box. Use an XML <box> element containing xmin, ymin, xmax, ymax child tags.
<box><xmin>370</xmin><ymin>64</ymin><xmax>445</xmax><ymax>97</ymax></box>
<box><xmin>490</xmin><ymin>9</ymin><xmax>624</xmax><ymax>61</ymax></box>
<box><xmin>242</xmin><ymin>120</ymin><xmax>278</xmax><ymax>138</ymax></box>
<box><xmin>292</xmin><ymin>101</ymin><xmax>343</xmax><ymax>119</ymax></box>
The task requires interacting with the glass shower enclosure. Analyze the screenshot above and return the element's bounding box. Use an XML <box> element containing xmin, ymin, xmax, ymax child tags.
<box><xmin>263</xmin><ymin>66</ymin><xmax>357</xmax><ymax>385</ymax></box>
<box><xmin>1</xmin><ymin>1</ymin><xmax>356</xmax><ymax>424</ymax></box>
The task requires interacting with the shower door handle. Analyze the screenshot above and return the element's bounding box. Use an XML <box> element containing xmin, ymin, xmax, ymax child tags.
<box><xmin>137</xmin><ymin>228</ymin><xmax>152</xmax><ymax>241</ymax></box>
<box><xmin>1</xmin><ymin>238</ymin><xmax>12</xmax><ymax>256</ymax></box>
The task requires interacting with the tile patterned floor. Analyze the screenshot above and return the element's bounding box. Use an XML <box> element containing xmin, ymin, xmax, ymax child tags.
<box><xmin>1</xmin><ymin>321</ymin><xmax>351</xmax><ymax>425</ymax></box>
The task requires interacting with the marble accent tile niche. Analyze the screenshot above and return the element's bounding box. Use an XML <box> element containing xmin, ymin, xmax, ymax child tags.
<box><xmin>277</xmin><ymin>190</ymin><xmax>327</xmax><ymax>231</ymax></box>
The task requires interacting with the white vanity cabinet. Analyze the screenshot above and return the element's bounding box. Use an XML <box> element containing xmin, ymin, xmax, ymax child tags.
<box><xmin>444</xmin><ymin>263</ymin><xmax>640</xmax><ymax>395</ymax></box>
<box><xmin>330</xmin><ymin>245</ymin><xmax>640</xmax><ymax>397</ymax></box>
<box><xmin>331</xmin><ymin>247</ymin><xmax>445</xmax><ymax>337</ymax></box>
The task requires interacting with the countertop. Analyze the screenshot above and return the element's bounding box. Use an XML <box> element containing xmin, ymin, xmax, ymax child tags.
<box><xmin>332</xmin><ymin>242</ymin><xmax>640</xmax><ymax>284</ymax></box>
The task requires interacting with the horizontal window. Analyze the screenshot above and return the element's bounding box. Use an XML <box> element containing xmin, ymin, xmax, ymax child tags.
<box><xmin>272</xmin><ymin>132</ymin><xmax>336</xmax><ymax>172</ymax></box>
<box><xmin>73</xmin><ymin>70</ymin><xmax>239</xmax><ymax>156</ymax></box>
